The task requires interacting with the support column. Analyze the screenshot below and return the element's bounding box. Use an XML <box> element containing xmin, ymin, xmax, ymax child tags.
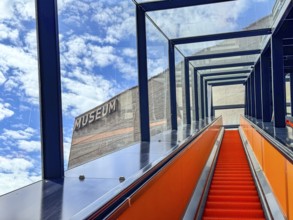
<box><xmin>251</xmin><ymin>71</ymin><xmax>256</xmax><ymax>117</ymax></box>
<box><xmin>290</xmin><ymin>74</ymin><xmax>293</xmax><ymax>117</ymax></box>
<box><xmin>271</xmin><ymin>35</ymin><xmax>285</xmax><ymax>127</ymax></box>
<box><xmin>244</xmin><ymin>82</ymin><xmax>247</xmax><ymax>115</ymax></box>
<box><xmin>184</xmin><ymin>58</ymin><xmax>191</xmax><ymax>124</ymax></box>
<box><xmin>255</xmin><ymin>62</ymin><xmax>262</xmax><ymax>119</ymax></box>
<box><xmin>168</xmin><ymin>41</ymin><xmax>177</xmax><ymax>130</ymax></box>
<box><xmin>200</xmin><ymin>75</ymin><xmax>205</xmax><ymax>119</ymax></box>
<box><xmin>260</xmin><ymin>51</ymin><xmax>272</xmax><ymax>122</ymax></box>
<box><xmin>36</xmin><ymin>0</ymin><xmax>64</xmax><ymax>179</ymax></box>
<box><xmin>194</xmin><ymin>69</ymin><xmax>199</xmax><ymax>121</ymax></box>
<box><xmin>136</xmin><ymin>6</ymin><xmax>150</xmax><ymax>140</ymax></box>
<box><xmin>247</xmin><ymin>78</ymin><xmax>250</xmax><ymax>116</ymax></box>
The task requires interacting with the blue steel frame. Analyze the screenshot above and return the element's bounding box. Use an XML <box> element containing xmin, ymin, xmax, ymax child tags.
<box><xmin>260</xmin><ymin>50</ymin><xmax>272</xmax><ymax>122</ymax></box>
<box><xmin>168</xmin><ymin>41</ymin><xmax>178</xmax><ymax>130</ymax></box>
<box><xmin>194</xmin><ymin>69</ymin><xmax>199</xmax><ymax>121</ymax></box>
<box><xmin>171</xmin><ymin>29</ymin><xmax>271</xmax><ymax>44</ymax></box>
<box><xmin>254</xmin><ymin>61</ymin><xmax>262</xmax><ymax>119</ymax></box>
<box><xmin>136</xmin><ymin>6</ymin><xmax>150</xmax><ymax>141</ymax></box>
<box><xmin>251</xmin><ymin>71</ymin><xmax>256</xmax><ymax>117</ymax></box>
<box><xmin>36</xmin><ymin>0</ymin><xmax>64</xmax><ymax>179</ymax></box>
<box><xmin>247</xmin><ymin>77</ymin><xmax>251</xmax><ymax>116</ymax></box>
<box><xmin>200</xmin><ymin>70</ymin><xmax>251</xmax><ymax>78</ymax></box>
<box><xmin>195</xmin><ymin>62</ymin><xmax>254</xmax><ymax>71</ymax></box>
<box><xmin>31</xmin><ymin>0</ymin><xmax>293</xmax><ymax>183</ymax></box>
<box><xmin>208</xmin><ymin>80</ymin><xmax>246</xmax><ymax>87</ymax></box>
<box><xmin>290</xmin><ymin>74</ymin><xmax>293</xmax><ymax>117</ymax></box>
<box><xmin>184</xmin><ymin>58</ymin><xmax>191</xmax><ymax>124</ymax></box>
<box><xmin>139</xmin><ymin>0</ymin><xmax>234</xmax><ymax>12</ymax></box>
<box><xmin>271</xmin><ymin>34</ymin><xmax>286</xmax><ymax>127</ymax></box>
<box><xmin>188</xmin><ymin>50</ymin><xmax>261</xmax><ymax>61</ymax></box>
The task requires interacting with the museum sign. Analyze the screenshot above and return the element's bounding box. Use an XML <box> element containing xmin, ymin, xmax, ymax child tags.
<box><xmin>74</xmin><ymin>99</ymin><xmax>118</xmax><ymax>131</ymax></box>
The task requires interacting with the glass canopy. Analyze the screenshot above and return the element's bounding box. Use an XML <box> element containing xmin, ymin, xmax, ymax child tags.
<box><xmin>147</xmin><ymin>0</ymin><xmax>275</xmax><ymax>39</ymax></box>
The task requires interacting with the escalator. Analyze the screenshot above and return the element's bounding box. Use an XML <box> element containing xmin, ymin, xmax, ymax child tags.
<box><xmin>202</xmin><ymin>130</ymin><xmax>265</xmax><ymax>219</ymax></box>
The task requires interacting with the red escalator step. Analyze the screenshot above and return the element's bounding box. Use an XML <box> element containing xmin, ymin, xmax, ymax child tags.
<box><xmin>203</xmin><ymin>209</ymin><xmax>264</xmax><ymax>218</ymax></box>
<box><xmin>205</xmin><ymin>201</ymin><xmax>262</xmax><ymax>210</ymax></box>
<box><xmin>202</xmin><ymin>130</ymin><xmax>265</xmax><ymax>219</ymax></box>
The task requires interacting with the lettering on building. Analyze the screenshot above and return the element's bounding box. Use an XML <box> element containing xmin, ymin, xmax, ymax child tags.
<box><xmin>74</xmin><ymin>99</ymin><xmax>118</xmax><ymax>131</ymax></box>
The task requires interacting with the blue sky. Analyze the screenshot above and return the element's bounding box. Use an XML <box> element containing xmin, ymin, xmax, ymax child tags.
<box><xmin>0</xmin><ymin>0</ymin><xmax>274</xmax><ymax>195</ymax></box>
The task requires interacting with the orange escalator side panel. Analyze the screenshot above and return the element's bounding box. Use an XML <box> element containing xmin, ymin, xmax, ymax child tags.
<box><xmin>263</xmin><ymin>139</ymin><xmax>287</xmax><ymax>216</ymax></box>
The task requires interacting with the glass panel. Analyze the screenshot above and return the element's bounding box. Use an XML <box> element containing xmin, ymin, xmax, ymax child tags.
<box><xmin>146</xmin><ymin>17</ymin><xmax>171</xmax><ymax>137</ymax></box>
<box><xmin>175</xmin><ymin>50</ymin><xmax>185</xmax><ymax>127</ymax></box>
<box><xmin>177</xmin><ymin>36</ymin><xmax>265</xmax><ymax>57</ymax></box>
<box><xmin>147</xmin><ymin>0</ymin><xmax>275</xmax><ymax>39</ymax></box>
<box><xmin>286</xmin><ymin>75</ymin><xmax>291</xmax><ymax>115</ymax></box>
<box><xmin>213</xmin><ymin>84</ymin><xmax>245</xmax><ymax>106</ymax></box>
<box><xmin>215</xmin><ymin>108</ymin><xmax>244</xmax><ymax>125</ymax></box>
<box><xmin>0</xmin><ymin>1</ymin><xmax>41</xmax><ymax>195</ymax></box>
<box><xmin>192</xmin><ymin>55</ymin><xmax>258</xmax><ymax>68</ymax></box>
<box><xmin>58</xmin><ymin>1</ymin><xmax>140</xmax><ymax>169</ymax></box>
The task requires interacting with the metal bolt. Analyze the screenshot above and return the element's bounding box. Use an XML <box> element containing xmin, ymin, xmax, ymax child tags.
<box><xmin>119</xmin><ymin>176</ymin><xmax>125</xmax><ymax>183</ymax></box>
<box><xmin>79</xmin><ymin>175</ymin><xmax>85</xmax><ymax>181</ymax></box>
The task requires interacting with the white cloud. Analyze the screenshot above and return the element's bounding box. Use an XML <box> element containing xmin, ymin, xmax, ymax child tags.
<box><xmin>0</xmin><ymin>0</ymin><xmax>35</xmax><ymax>21</ymax></box>
<box><xmin>17</xmin><ymin>140</ymin><xmax>40</xmax><ymax>152</ymax></box>
<box><xmin>122</xmin><ymin>48</ymin><xmax>136</xmax><ymax>58</ymax></box>
<box><xmin>0</xmin><ymin>156</ymin><xmax>33</xmax><ymax>172</ymax></box>
<box><xmin>0</xmin><ymin>127</ymin><xmax>36</xmax><ymax>140</ymax></box>
<box><xmin>0</xmin><ymin>71</ymin><xmax>5</xmax><ymax>84</ymax></box>
<box><xmin>0</xmin><ymin>43</ymin><xmax>39</xmax><ymax>104</ymax></box>
<box><xmin>0</xmin><ymin>102</ymin><xmax>14</xmax><ymax>121</ymax></box>
<box><xmin>0</xmin><ymin>156</ymin><xmax>41</xmax><ymax>196</ymax></box>
<box><xmin>0</xmin><ymin>23</ymin><xmax>19</xmax><ymax>42</ymax></box>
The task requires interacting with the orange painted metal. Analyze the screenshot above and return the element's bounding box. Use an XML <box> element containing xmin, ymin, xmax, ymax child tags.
<box><xmin>287</xmin><ymin>161</ymin><xmax>293</xmax><ymax>220</ymax></box>
<box><xmin>240</xmin><ymin>116</ymin><xmax>293</xmax><ymax>219</ymax></box>
<box><xmin>115</xmin><ymin>119</ymin><xmax>222</xmax><ymax>220</ymax></box>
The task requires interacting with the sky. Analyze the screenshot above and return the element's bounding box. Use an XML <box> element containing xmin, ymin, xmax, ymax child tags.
<box><xmin>0</xmin><ymin>0</ymin><xmax>275</xmax><ymax>196</ymax></box>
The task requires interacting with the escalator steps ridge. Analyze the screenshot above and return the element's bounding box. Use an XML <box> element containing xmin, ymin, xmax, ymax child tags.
<box><xmin>202</xmin><ymin>130</ymin><xmax>265</xmax><ymax>219</ymax></box>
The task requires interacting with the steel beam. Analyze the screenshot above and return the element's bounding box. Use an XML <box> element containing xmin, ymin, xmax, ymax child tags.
<box><xmin>244</xmin><ymin>83</ymin><xmax>248</xmax><ymax>115</ymax></box>
<box><xmin>205</xmin><ymin>75</ymin><xmax>247</xmax><ymax>82</ymax></box>
<box><xmin>251</xmin><ymin>71</ymin><xmax>256</xmax><ymax>117</ymax></box>
<box><xmin>213</xmin><ymin>104</ymin><xmax>245</xmax><ymax>110</ymax></box>
<box><xmin>172</xmin><ymin>29</ymin><xmax>271</xmax><ymax>45</ymax></box>
<box><xmin>208</xmin><ymin>80</ymin><xmax>245</xmax><ymax>86</ymax></box>
<box><xmin>194</xmin><ymin>69</ymin><xmax>199</xmax><ymax>121</ymax></box>
<box><xmin>260</xmin><ymin>51</ymin><xmax>272</xmax><ymax>122</ymax></box>
<box><xmin>195</xmin><ymin>62</ymin><xmax>254</xmax><ymax>70</ymax></box>
<box><xmin>205</xmin><ymin>80</ymin><xmax>208</xmax><ymax>117</ymax></box>
<box><xmin>199</xmin><ymin>70</ymin><xmax>251</xmax><ymax>77</ymax></box>
<box><xmin>247</xmin><ymin>77</ymin><xmax>251</xmax><ymax>116</ymax></box>
<box><xmin>271</xmin><ymin>35</ymin><xmax>286</xmax><ymax>127</ymax></box>
<box><xmin>168</xmin><ymin>41</ymin><xmax>177</xmax><ymax>130</ymax></box>
<box><xmin>254</xmin><ymin>62</ymin><xmax>262</xmax><ymax>119</ymax></box>
<box><xmin>185</xmin><ymin>58</ymin><xmax>191</xmax><ymax>124</ymax></box>
<box><xmin>200</xmin><ymin>75</ymin><xmax>205</xmax><ymax>119</ymax></box>
<box><xmin>290</xmin><ymin>74</ymin><xmax>293</xmax><ymax>117</ymax></box>
<box><xmin>139</xmin><ymin>0</ymin><xmax>234</xmax><ymax>12</ymax></box>
<box><xmin>36</xmin><ymin>0</ymin><xmax>64</xmax><ymax>179</ymax></box>
<box><xmin>136</xmin><ymin>6</ymin><xmax>150</xmax><ymax>141</ymax></box>
<box><xmin>188</xmin><ymin>50</ymin><xmax>261</xmax><ymax>60</ymax></box>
